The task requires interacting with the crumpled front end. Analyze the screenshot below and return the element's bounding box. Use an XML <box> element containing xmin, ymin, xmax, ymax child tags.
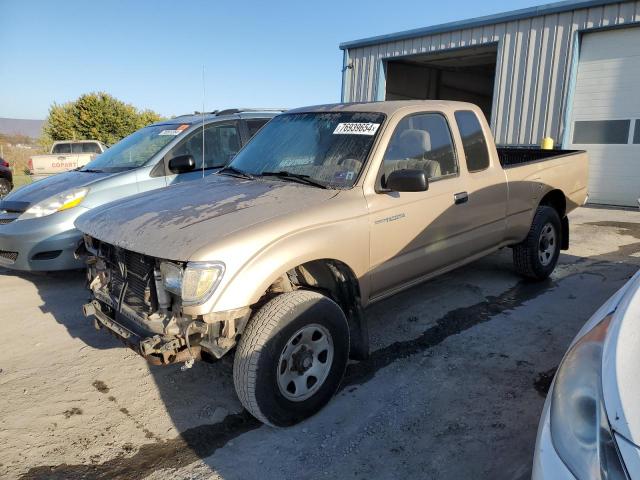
<box><xmin>82</xmin><ymin>235</ymin><xmax>250</xmax><ymax>365</ymax></box>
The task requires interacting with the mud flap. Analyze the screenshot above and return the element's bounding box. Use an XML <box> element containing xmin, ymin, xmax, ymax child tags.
<box><xmin>349</xmin><ymin>305</ymin><xmax>369</xmax><ymax>361</ymax></box>
<box><xmin>561</xmin><ymin>216</ymin><xmax>569</xmax><ymax>250</ymax></box>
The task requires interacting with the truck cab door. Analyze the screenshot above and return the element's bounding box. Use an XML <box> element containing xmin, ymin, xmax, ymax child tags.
<box><xmin>366</xmin><ymin>112</ymin><xmax>469</xmax><ymax>299</ymax></box>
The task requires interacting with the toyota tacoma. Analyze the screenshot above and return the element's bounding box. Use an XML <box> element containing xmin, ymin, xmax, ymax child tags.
<box><xmin>76</xmin><ymin>101</ymin><xmax>588</xmax><ymax>426</ymax></box>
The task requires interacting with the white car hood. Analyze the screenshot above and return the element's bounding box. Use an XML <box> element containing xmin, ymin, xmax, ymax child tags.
<box><xmin>603</xmin><ymin>270</ymin><xmax>640</xmax><ymax>450</ymax></box>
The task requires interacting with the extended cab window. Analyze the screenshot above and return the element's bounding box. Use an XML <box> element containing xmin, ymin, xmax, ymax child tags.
<box><xmin>52</xmin><ymin>143</ymin><xmax>71</xmax><ymax>154</ymax></box>
<box><xmin>170</xmin><ymin>123</ymin><xmax>240</xmax><ymax>170</ymax></box>
<box><xmin>455</xmin><ymin>111</ymin><xmax>490</xmax><ymax>172</ymax></box>
<box><xmin>380</xmin><ymin>113</ymin><xmax>458</xmax><ymax>187</ymax></box>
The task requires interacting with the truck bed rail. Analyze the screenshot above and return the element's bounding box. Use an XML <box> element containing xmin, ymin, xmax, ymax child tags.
<box><xmin>497</xmin><ymin>146</ymin><xmax>583</xmax><ymax>168</ymax></box>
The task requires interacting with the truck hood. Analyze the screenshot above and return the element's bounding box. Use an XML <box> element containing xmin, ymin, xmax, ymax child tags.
<box><xmin>75</xmin><ymin>175</ymin><xmax>338</xmax><ymax>261</ymax></box>
<box><xmin>0</xmin><ymin>170</ymin><xmax>111</xmax><ymax>211</ymax></box>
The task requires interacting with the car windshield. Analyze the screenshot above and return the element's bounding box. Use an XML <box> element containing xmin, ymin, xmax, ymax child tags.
<box><xmin>80</xmin><ymin>124</ymin><xmax>189</xmax><ymax>173</ymax></box>
<box><xmin>228</xmin><ymin>112</ymin><xmax>385</xmax><ymax>189</ymax></box>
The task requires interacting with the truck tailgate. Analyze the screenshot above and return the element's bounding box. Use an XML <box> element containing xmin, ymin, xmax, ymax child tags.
<box><xmin>30</xmin><ymin>154</ymin><xmax>92</xmax><ymax>177</ymax></box>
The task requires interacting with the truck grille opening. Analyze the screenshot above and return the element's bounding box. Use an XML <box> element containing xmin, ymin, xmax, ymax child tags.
<box><xmin>105</xmin><ymin>247</ymin><xmax>157</xmax><ymax>318</ymax></box>
<box><xmin>0</xmin><ymin>250</ymin><xmax>18</xmax><ymax>262</ymax></box>
<box><xmin>0</xmin><ymin>218</ymin><xmax>15</xmax><ymax>225</ymax></box>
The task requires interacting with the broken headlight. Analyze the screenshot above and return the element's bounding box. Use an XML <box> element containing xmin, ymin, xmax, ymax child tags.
<box><xmin>160</xmin><ymin>261</ymin><xmax>225</xmax><ymax>306</ymax></box>
<box><xmin>160</xmin><ymin>261</ymin><xmax>183</xmax><ymax>295</ymax></box>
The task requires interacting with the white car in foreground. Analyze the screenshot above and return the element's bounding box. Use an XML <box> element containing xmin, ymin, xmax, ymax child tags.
<box><xmin>533</xmin><ymin>270</ymin><xmax>640</xmax><ymax>479</ymax></box>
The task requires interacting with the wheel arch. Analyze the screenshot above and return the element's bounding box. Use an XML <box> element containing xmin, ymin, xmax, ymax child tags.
<box><xmin>538</xmin><ymin>189</ymin><xmax>569</xmax><ymax>249</ymax></box>
<box><xmin>257</xmin><ymin>258</ymin><xmax>368</xmax><ymax>360</ymax></box>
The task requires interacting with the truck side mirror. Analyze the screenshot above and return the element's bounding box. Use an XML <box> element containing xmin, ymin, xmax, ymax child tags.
<box><xmin>386</xmin><ymin>169</ymin><xmax>428</xmax><ymax>192</ymax></box>
<box><xmin>168</xmin><ymin>155</ymin><xmax>196</xmax><ymax>174</ymax></box>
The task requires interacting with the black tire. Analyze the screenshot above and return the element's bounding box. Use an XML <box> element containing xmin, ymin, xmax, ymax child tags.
<box><xmin>513</xmin><ymin>205</ymin><xmax>562</xmax><ymax>280</ymax></box>
<box><xmin>233</xmin><ymin>290</ymin><xmax>350</xmax><ymax>427</ymax></box>
<box><xmin>0</xmin><ymin>179</ymin><xmax>11</xmax><ymax>198</ymax></box>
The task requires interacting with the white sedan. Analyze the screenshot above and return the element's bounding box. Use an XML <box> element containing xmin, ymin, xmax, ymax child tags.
<box><xmin>533</xmin><ymin>270</ymin><xmax>640</xmax><ymax>479</ymax></box>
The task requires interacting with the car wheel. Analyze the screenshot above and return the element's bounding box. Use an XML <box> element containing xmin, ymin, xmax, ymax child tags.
<box><xmin>513</xmin><ymin>205</ymin><xmax>562</xmax><ymax>280</ymax></box>
<box><xmin>233</xmin><ymin>290</ymin><xmax>350</xmax><ymax>427</ymax></box>
<box><xmin>0</xmin><ymin>179</ymin><xmax>11</xmax><ymax>198</ymax></box>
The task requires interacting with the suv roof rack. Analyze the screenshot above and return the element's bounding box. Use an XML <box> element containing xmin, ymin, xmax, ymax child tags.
<box><xmin>215</xmin><ymin>108</ymin><xmax>287</xmax><ymax>116</ymax></box>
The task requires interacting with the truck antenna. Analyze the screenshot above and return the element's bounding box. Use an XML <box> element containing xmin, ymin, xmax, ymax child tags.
<box><xmin>201</xmin><ymin>65</ymin><xmax>206</xmax><ymax>179</ymax></box>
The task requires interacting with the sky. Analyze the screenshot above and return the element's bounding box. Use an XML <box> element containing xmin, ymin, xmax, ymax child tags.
<box><xmin>1</xmin><ymin>0</ymin><xmax>544</xmax><ymax>119</ymax></box>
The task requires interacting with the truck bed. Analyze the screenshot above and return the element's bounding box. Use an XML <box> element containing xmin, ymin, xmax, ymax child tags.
<box><xmin>497</xmin><ymin>145</ymin><xmax>589</xmax><ymax>241</ymax></box>
<box><xmin>497</xmin><ymin>146</ymin><xmax>584</xmax><ymax>168</ymax></box>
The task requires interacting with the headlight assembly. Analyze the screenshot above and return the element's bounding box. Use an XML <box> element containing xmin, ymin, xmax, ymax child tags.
<box><xmin>160</xmin><ymin>261</ymin><xmax>183</xmax><ymax>296</ymax></box>
<box><xmin>160</xmin><ymin>261</ymin><xmax>225</xmax><ymax>306</ymax></box>
<box><xmin>182</xmin><ymin>262</ymin><xmax>225</xmax><ymax>305</ymax></box>
<box><xmin>18</xmin><ymin>187</ymin><xmax>89</xmax><ymax>220</ymax></box>
<box><xmin>550</xmin><ymin>313</ymin><xmax>629</xmax><ymax>479</ymax></box>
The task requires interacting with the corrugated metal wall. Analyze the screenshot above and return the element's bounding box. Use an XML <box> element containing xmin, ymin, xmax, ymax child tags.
<box><xmin>343</xmin><ymin>1</ymin><xmax>640</xmax><ymax>145</ymax></box>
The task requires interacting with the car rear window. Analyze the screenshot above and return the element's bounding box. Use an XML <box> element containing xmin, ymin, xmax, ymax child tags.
<box><xmin>52</xmin><ymin>143</ymin><xmax>72</xmax><ymax>154</ymax></box>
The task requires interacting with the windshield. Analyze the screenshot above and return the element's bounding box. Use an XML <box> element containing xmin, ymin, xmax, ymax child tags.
<box><xmin>80</xmin><ymin>124</ymin><xmax>189</xmax><ymax>173</ymax></box>
<box><xmin>228</xmin><ymin>112</ymin><xmax>385</xmax><ymax>188</ymax></box>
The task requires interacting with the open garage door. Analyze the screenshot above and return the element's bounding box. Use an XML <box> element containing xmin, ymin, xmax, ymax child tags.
<box><xmin>385</xmin><ymin>45</ymin><xmax>497</xmax><ymax>122</ymax></box>
<box><xmin>567</xmin><ymin>27</ymin><xmax>640</xmax><ymax>207</ymax></box>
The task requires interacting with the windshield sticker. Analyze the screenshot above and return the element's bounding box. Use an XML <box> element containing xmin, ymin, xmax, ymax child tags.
<box><xmin>333</xmin><ymin>123</ymin><xmax>380</xmax><ymax>135</ymax></box>
<box><xmin>158</xmin><ymin>124</ymin><xmax>190</xmax><ymax>136</ymax></box>
<box><xmin>333</xmin><ymin>171</ymin><xmax>355</xmax><ymax>183</ymax></box>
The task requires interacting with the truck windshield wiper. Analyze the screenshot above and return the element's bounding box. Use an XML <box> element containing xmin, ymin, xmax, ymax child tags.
<box><xmin>260</xmin><ymin>171</ymin><xmax>328</xmax><ymax>189</ymax></box>
<box><xmin>80</xmin><ymin>168</ymin><xmax>104</xmax><ymax>173</ymax></box>
<box><xmin>218</xmin><ymin>165</ymin><xmax>254</xmax><ymax>180</ymax></box>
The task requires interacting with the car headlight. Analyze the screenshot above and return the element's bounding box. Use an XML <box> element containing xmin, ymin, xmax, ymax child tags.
<box><xmin>160</xmin><ymin>261</ymin><xmax>183</xmax><ymax>296</ymax></box>
<box><xmin>160</xmin><ymin>261</ymin><xmax>225</xmax><ymax>305</ymax></box>
<box><xmin>550</xmin><ymin>313</ymin><xmax>629</xmax><ymax>479</ymax></box>
<box><xmin>18</xmin><ymin>187</ymin><xmax>89</xmax><ymax>220</ymax></box>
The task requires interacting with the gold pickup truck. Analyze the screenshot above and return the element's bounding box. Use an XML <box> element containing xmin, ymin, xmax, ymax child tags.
<box><xmin>76</xmin><ymin>101</ymin><xmax>588</xmax><ymax>426</ymax></box>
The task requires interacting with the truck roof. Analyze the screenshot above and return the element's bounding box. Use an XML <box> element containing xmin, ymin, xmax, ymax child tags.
<box><xmin>287</xmin><ymin>100</ymin><xmax>479</xmax><ymax>115</ymax></box>
<box><xmin>151</xmin><ymin>108</ymin><xmax>286</xmax><ymax>127</ymax></box>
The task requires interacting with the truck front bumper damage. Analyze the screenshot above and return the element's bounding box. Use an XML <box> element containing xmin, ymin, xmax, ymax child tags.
<box><xmin>83</xmin><ymin>299</ymin><xmax>200</xmax><ymax>365</ymax></box>
<box><xmin>83</xmin><ymin>298</ymin><xmax>251</xmax><ymax>365</ymax></box>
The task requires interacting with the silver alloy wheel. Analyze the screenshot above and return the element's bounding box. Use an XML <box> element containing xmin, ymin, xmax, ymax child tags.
<box><xmin>538</xmin><ymin>222</ymin><xmax>557</xmax><ymax>266</ymax></box>
<box><xmin>0</xmin><ymin>183</ymin><xmax>9</xmax><ymax>198</ymax></box>
<box><xmin>276</xmin><ymin>323</ymin><xmax>334</xmax><ymax>402</ymax></box>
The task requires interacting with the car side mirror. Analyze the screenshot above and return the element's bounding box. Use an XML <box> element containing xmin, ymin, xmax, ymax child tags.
<box><xmin>386</xmin><ymin>169</ymin><xmax>428</xmax><ymax>192</ymax></box>
<box><xmin>168</xmin><ymin>155</ymin><xmax>196</xmax><ymax>174</ymax></box>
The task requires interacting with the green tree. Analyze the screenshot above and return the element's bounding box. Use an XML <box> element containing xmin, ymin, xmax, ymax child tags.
<box><xmin>41</xmin><ymin>92</ymin><xmax>163</xmax><ymax>148</ymax></box>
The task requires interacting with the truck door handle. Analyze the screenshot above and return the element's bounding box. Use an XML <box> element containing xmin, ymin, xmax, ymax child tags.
<box><xmin>454</xmin><ymin>192</ymin><xmax>468</xmax><ymax>205</ymax></box>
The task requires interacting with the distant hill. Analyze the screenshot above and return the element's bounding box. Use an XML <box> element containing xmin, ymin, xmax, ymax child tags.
<box><xmin>0</xmin><ymin>118</ymin><xmax>44</xmax><ymax>139</ymax></box>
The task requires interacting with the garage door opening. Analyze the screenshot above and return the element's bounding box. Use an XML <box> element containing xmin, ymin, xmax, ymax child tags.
<box><xmin>384</xmin><ymin>45</ymin><xmax>498</xmax><ymax>122</ymax></box>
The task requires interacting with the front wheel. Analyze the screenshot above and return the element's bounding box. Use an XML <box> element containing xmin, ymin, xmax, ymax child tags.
<box><xmin>233</xmin><ymin>290</ymin><xmax>350</xmax><ymax>427</ymax></box>
<box><xmin>513</xmin><ymin>205</ymin><xmax>562</xmax><ymax>280</ymax></box>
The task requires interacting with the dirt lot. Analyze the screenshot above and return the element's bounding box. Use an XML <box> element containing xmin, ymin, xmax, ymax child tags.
<box><xmin>1</xmin><ymin>206</ymin><xmax>639</xmax><ymax>480</ymax></box>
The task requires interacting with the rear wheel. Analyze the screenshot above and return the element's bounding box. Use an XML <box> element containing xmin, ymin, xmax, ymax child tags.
<box><xmin>0</xmin><ymin>179</ymin><xmax>11</xmax><ymax>198</ymax></box>
<box><xmin>513</xmin><ymin>206</ymin><xmax>562</xmax><ymax>280</ymax></box>
<box><xmin>233</xmin><ymin>290</ymin><xmax>350</xmax><ymax>427</ymax></box>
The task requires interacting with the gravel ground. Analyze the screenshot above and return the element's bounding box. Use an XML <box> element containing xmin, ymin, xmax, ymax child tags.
<box><xmin>1</xmin><ymin>206</ymin><xmax>639</xmax><ymax>480</ymax></box>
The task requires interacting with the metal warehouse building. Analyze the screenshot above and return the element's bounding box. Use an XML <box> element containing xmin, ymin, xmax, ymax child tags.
<box><xmin>339</xmin><ymin>0</ymin><xmax>640</xmax><ymax>206</ymax></box>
